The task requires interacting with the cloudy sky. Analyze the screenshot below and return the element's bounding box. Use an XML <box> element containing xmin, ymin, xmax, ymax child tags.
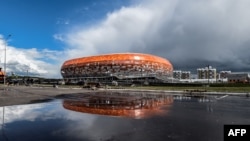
<box><xmin>1</xmin><ymin>0</ymin><xmax>250</xmax><ymax>78</ymax></box>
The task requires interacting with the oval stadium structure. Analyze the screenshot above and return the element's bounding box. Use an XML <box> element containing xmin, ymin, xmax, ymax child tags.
<box><xmin>61</xmin><ymin>53</ymin><xmax>173</xmax><ymax>84</ymax></box>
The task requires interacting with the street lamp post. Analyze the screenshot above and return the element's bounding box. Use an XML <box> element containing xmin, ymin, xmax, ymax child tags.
<box><xmin>4</xmin><ymin>34</ymin><xmax>11</xmax><ymax>86</ymax></box>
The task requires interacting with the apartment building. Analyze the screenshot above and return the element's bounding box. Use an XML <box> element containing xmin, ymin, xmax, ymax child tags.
<box><xmin>197</xmin><ymin>66</ymin><xmax>216</xmax><ymax>79</ymax></box>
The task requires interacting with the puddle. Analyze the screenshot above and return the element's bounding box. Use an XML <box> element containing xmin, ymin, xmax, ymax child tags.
<box><xmin>0</xmin><ymin>93</ymin><xmax>249</xmax><ymax>141</ymax></box>
<box><xmin>63</xmin><ymin>93</ymin><xmax>173</xmax><ymax>119</ymax></box>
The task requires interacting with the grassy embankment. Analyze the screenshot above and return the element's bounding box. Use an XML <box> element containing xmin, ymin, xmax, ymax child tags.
<box><xmin>110</xmin><ymin>83</ymin><xmax>250</xmax><ymax>93</ymax></box>
<box><xmin>48</xmin><ymin>83</ymin><xmax>250</xmax><ymax>93</ymax></box>
<box><xmin>127</xmin><ymin>86</ymin><xmax>250</xmax><ymax>93</ymax></box>
<box><xmin>1</xmin><ymin>83</ymin><xmax>250</xmax><ymax>93</ymax></box>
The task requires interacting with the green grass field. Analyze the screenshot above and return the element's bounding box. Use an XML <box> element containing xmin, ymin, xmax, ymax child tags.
<box><xmin>122</xmin><ymin>86</ymin><xmax>250</xmax><ymax>93</ymax></box>
<box><xmin>52</xmin><ymin>83</ymin><xmax>250</xmax><ymax>93</ymax></box>
<box><xmin>2</xmin><ymin>83</ymin><xmax>250</xmax><ymax>93</ymax></box>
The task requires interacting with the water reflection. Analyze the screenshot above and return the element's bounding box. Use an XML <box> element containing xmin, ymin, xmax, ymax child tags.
<box><xmin>174</xmin><ymin>95</ymin><xmax>214</xmax><ymax>103</ymax></box>
<box><xmin>0</xmin><ymin>94</ymin><xmax>249</xmax><ymax>141</ymax></box>
<box><xmin>63</xmin><ymin>93</ymin><xmax>173</xmax><ymax>119</ymax></box>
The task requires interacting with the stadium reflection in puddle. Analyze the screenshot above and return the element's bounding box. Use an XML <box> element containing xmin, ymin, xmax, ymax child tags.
<box><xmin>63</xmin><ymin>93</ymin><xmax>173</xmax><ymax>119</ymax></box>
<box><xmin>1</xmin><ymin>92</ymin><xmax>250</xmax><ymax>141</ymax></box>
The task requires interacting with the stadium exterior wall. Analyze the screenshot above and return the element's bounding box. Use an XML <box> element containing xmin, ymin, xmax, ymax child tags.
<box><xmin>61</xmin><ymin>53</ymin><xmax>173</xmax><ymax>83</ymax></box>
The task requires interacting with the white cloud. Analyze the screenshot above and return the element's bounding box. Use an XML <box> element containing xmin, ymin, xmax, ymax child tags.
<box><xmin>63</xmin><ymin>6</ymin><xmax>153</xmax><ymax>58</ymax></box>
<box><xmin>53</xmin><ymin>34</ymin><xmax>65</xmax><ymax>42</ymax></box>
<box><xmin>62</xmin><ymin>0</ymin><xmax>177</xmax><ymax>59</ymax></box>
<box><xmin>61</xmin><ymin>0</ymin><xmax>175</xmax><ymax>52</ymax></box>
<box><xmin>0</xmin><ymin>37</ymin><xmax>63</xmax><ymax>78</ymax></box>
<box><xmin>2</xmin><ymin>104</ymin><xmax>46</xmax><ymax>123</ymax></box>
<box><xmin>57</xmin><ymin>0</ymin><xmax>250</xmax><ymax>72</ymax></box>
<box><xmin>2</xmin><ymin>0</ymin><xmax>250</xmax><ymax>78</ymax></box>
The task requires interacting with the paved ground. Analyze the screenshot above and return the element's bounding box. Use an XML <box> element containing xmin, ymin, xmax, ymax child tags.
<box><xmin>0</xmin><ymin>86</ymin><xmax>173</xmax><ymax>106</ymax></box>
<box><xmin>0</xmin><ymin>86</ymin><xmax>93</xmax><ymax>106</ymax></box>
<box><xmin>0</xmin><ymin>85</ymin><xmax>248</xmax><ymax>107</ymax></box>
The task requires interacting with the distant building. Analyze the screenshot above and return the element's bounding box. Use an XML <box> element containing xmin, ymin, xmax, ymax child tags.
<box><xmin>219</xmin><ymin>71</ymin><xmax>231</xmax><ymax>79</ymax></box>
<box><xmin>227</xmin><ymin>73</ymin><xmax>250</xmax><ymax>83</ymax></box>
<box><xmin>173</xmin><ymin>71</ymin><xmax>182</xmax><ymax>79</ymax></box>
<box><xmin>173</xmin><ymin>70</ymin><xmax>191</xmax><ymax>79</ymax></box>
<box><xmin>0</xmin><ymin>67</ymin><xmax>5</xmax><ymax>82</ymax></box>
<box><xmin>181</xmin><ymin>71</ymin><xmax>191</xmax><ymax>79</ymax></box>
<box><xmin>197</xmin><ymin>66</ymin><xmax>216</xmax><ymax>79</ymax></box>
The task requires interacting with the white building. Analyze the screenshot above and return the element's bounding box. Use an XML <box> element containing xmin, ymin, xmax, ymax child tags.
<box><xmin>181</xmin><ymin>71</ymin><xmax>191</xmax><ymax>79</ymax></box>
<box><xmin>173</xmin><ymin>70</ymin><xmax>191</xmax><ymax>79</ymax></box>
<box><xmin>197</xmin><ymin>66</ymin><xmax>216</xmax><ymax>79</ymax></box>
<box><xmin>173</xmin><ymin>70</ymin><xmax>182</xmax><ymax>79</ymax></box>
<box><xmin>219</xmin><ymin>71</ymin><xmax>231</xmax><ymax>79</ymax></box>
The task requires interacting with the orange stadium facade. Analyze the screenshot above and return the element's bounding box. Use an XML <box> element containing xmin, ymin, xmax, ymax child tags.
<box><xmin>61</xmin><ymin>53</ymin><xmax>173</xmax><ymax>84</ymax></box>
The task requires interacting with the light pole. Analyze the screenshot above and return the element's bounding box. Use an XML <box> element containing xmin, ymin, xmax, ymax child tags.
<box><xmin>4</xmin><ymin>34</ymin><xmax>11</xmax><ymax>86</ymax></box>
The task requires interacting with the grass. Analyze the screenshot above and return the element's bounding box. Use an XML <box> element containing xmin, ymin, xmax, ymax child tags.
<box><xmin>1</xmin><ymin>83</ymin><xmax>250</xmax><ymax>93</ymax></box>
<box><xmin>44</xmin><ymin>84</ymin><xmax>250</xmax><ymax>93</ymax></box>
<box><xmin>118</xmin><ymin>85</ymin><xmax>250</xmax><ymax>93</ymax></box>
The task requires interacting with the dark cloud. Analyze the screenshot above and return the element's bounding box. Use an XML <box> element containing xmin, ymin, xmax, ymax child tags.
<box><xmin>62</xmin><ymin>0</ymin><xmax>250</xmax><ymax>73</ymax></box>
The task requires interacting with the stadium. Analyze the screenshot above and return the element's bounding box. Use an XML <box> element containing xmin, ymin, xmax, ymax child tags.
<box><xmin>61</xmin><ymin>53</ymin><xmax>173</xmax><ymax>85</ymax></box>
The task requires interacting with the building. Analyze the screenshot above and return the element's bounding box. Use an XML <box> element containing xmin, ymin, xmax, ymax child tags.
<box><xmin>197</xmin><ymin>66</ymin><xmax>216</xmax><ymax>79</ymax></box>
<box><xmin>181</xmin><ymin>71</ymin><xmax>191</xmax><ymax>79</ymax></box>
<box><xmin>173</xmin><ymin>70</ymin><xmax>191</xmax><ymax>79</ymax></box>
<box><xmin>173</xmin><ymin>70</ymin><xmax>182</xmax><ymax>79</ymax></box>
<box><xmin>0</xmin><ymin>67</ymin><xmax>5</xmax><ymax>83</ymax></box>
<box><xmin>227</xmin><ymin>73</ymin><xmax>250</xmax><ymax>83</ymax></box>
<box><xmin>61</xmin><ymin>53</ymin><xmax>173</xmax><ymax>84</ymax></box>
<box><xmin>219</xmin><ymin>71</ymin><xmax>231</xmax><ymax>79</ymax></box>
